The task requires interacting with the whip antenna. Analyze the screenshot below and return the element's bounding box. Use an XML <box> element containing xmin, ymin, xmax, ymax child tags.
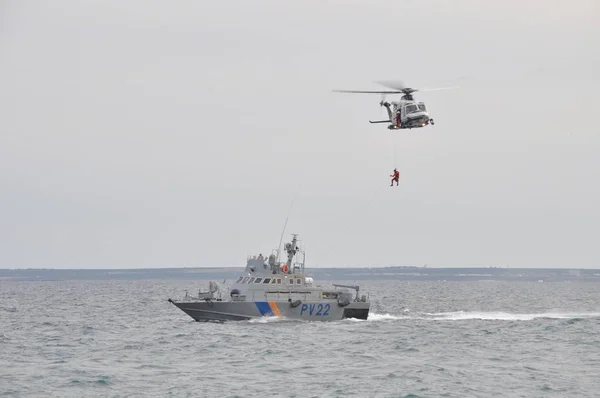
<box><xmin>277</xmin><ymin>190</ymin><xmax>299</xmax><ymax>263</ymax></box>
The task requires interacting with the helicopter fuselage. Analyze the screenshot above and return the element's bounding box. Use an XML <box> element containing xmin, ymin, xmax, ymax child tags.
<box><xmin>384</xmin><ymin>98</ymin><xmax>433</xmax><ymax>130</ymax></box>
<box><xmin>332</xmin><ymin>82</ymin><xmax>449</xmax><ymax>129</ymax></box>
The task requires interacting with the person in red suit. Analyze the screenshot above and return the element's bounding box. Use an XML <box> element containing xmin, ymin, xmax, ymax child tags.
<box><xmin>390</xmin><ymin>168</ymin><xmax>400</xmax><ymax>186</ymax></box>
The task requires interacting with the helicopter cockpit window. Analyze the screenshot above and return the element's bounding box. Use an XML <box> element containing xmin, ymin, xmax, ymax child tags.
<box><xmin>418</xmin><ymin>103</ymin><xmax>427</xmax><ymax>111</ymax></box>
<box><xmin>405</xmin><ymin>104</ymin><xmax>418</xmax><ymax>114</ymax></box>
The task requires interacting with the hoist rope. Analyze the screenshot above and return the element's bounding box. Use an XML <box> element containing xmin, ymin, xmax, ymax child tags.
<box><xmin>391</xmin><ymin>130</ymin><xmax>398</xmax><ymax>168</ymax></box>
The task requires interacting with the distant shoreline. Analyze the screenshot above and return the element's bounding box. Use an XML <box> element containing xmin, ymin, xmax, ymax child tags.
<box><xmin>1</xmin><ymin>265</ymin><xmax>599</xmax><ymax>271</ymax></box>
<box><xmin>1</xmin><ymin>267</ymin><xmax>599</xmax><ymax>282</ymax></box>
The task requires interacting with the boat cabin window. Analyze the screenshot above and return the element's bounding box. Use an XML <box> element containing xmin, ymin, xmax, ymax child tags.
<box><xmin>249</xmin><ymin>277</ymin><xmax>255</xmax><ymax>284</ymax></box>
<box><xmin>322</xmin><ymin>292</ymin><xmax>338</xmax><ymax>299</ymax></box>
<box><xmin>277</xmin><ymin>278</ymin><xmax>282</xmax><ymax>284</ymax></box>
<box><xmin>263</xmin><ymin>278</ymin><xmax>271</xmax><ymax>284</ymax></box>
<box><xmin>270</xmin><ymin>278</ymin><xmax>276</xmax><ymax>284</ymax></box>
<box><xmin>242</xmin><ymin>277</ymin><xmax>250</xmax><ymax>284</ymax></box>
<box><xmin>236</xmin><ymin>277</ymin><xmax>243</xmax><ymax>283</ymax></box>
<box><xmin>296</xmin><ymin>279</ymin><xmax>302</xmax><ymax>284</ymax></box>
<box><xmin>254</xmin><ymin>277</ymin><xmax>262</xmax><ymax>283</ymax></box>
<box><xmin>405</xmin><ymin>104</ymin><xmax>418</xmax><ymax>114</ymax></box>
<box><xmin>289</xmin><ymin>278</ymin><xmax>294</xmax><ymax>284</ymax></box>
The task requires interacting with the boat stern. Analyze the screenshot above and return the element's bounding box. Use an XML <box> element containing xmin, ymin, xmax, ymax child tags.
<box><xmin>341</xmin><ymin>302</ymin><xmax>370</xmax><ymax>320</ymax></box>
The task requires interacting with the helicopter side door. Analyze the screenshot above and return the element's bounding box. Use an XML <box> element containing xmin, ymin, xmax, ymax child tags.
<box><xmin>392</xmin><ymin>103</ymin><xmax>402</xmax><ymax>127</ymax></box>
<box><xmin>400</xmin><ymin>104</ymin><xmax>407</xmax><ymax>123</ymax></box>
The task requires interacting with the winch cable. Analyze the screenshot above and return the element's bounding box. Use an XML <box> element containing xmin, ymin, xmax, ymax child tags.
<box><xmin>391</xmin><ymin>129</ymin><xmax>399</xmax><ymax>169</ymax></box>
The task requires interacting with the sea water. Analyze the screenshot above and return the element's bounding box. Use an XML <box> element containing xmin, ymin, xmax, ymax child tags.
<box><xmin>1</xmin><ymin>277</ymin><xmax>599</xmax><ymax>397</ymax></box>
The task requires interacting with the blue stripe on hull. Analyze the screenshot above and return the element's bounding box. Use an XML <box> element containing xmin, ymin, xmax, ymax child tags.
<box><xmin>255</xmin><ymin>302</ymin><xmax>274</xmax><ymax>316</ymax></box>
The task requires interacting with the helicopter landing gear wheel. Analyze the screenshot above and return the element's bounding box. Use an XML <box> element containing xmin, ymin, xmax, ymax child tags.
<box><xmin>430</xmin><ymin>119</ymin><xmax>435</xmax><ymax>125</ymax></box>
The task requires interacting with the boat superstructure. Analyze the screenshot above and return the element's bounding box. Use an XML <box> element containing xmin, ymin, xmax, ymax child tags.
<box><xmin>168</xmin><ymin>234</ymin><xmax>370</xmax><ymax>322</ymax></box>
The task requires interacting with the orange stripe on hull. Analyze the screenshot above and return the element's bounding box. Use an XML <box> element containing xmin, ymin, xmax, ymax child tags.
<box><xmin>269</xmin><ymin>302</ymin><xmax>281</xmax><ymax>317</ymax></box>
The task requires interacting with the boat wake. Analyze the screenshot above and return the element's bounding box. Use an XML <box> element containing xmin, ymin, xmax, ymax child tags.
<box><xmin>365</xmin><ymin>313</ymin><xmax>408</xmax><ymax>321</ymax></box>
<box><xmin>246</xmin><ymin>316</ymin><xmax>302</xmax><ymax>324</ymax></box>
<box><xmin>420</xmin><ymin>311</ymin><xmax>600</xmax><ymax>321</ymax></box>
<box><xmin>341</xmin><ymin>313</ymin><xmax>409</xmax><ymax>322</ymax></box>
<box><xmin>361</xmin><ymin>311</ymin><xmax>600</xmax><ymax>322</ymax></box>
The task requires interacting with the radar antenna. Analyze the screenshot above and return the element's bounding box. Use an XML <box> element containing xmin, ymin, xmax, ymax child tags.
<box><xmin>285</xmin><ymin>234</ymin><xmax>299</xmax><ymax>271</ymax></box>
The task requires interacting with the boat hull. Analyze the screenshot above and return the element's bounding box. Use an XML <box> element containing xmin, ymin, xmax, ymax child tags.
<box><xmin>168</xmin><ymin>299</ymin><xmax>369</xmax><ymax>322</ymax></box>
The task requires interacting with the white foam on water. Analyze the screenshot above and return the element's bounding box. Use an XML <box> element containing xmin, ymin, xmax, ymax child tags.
<box><xmin>247</xmin><ymin>316</ymin><xmax>287</xmax><ymax>323</ymax></box>
<box><xmin>421</xmin><ymin>311</ymin><xmax>600</xmax><ymax>321</ymax></box>
<box><xmin>245</xmin><ymin>311</ymin><xmax>600</xmax><ymax>323</ymax></box>
<box><xmin>365</xmin><ymin>313</ymin><xmax>407</xmax><ymax>321</ymax></box>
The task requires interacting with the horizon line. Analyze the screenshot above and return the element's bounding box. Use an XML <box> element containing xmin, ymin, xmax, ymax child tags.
<box><xmin>1</xmin><ymin>266</ymin><xmax>598</xmax><ymax>271</ymax></box>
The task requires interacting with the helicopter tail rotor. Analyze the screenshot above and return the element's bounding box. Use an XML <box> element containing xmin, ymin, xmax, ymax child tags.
<box><xmin>379</xmin><ymin>94</ymin><xmax>392</xmax><ymax>120</ymax></box>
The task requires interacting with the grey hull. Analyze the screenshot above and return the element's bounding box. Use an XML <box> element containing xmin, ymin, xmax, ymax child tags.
<box><xmin>168</xmin><ymin>299</ymin><xmax>369</xmax><ymax>322</ymax></box>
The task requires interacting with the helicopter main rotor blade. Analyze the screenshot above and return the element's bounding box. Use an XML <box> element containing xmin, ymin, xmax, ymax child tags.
<box><xmin>332</xmin><ymin>89</ymin><xmax>403</xmax><ymax>94</ymax></box>
<box><xmin>376</xmin><ymin>80</ymin><xmax>460</xmax><ymax>93</ymax></box>
<box><xmin>418</xmin><ymin>86</ymin><xmax>460</xmax><ymax>92</ymax></box>
<box><xmin>375</xmin><ymin>80</ymin><xmax>408</xmax><ymax>91</ymax></box>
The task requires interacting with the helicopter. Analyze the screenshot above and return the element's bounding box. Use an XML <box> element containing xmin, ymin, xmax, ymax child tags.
<box><xmin>333</xmin><ymin>80</ymin><xmax>457</xmax><ymax>130</ymax></box>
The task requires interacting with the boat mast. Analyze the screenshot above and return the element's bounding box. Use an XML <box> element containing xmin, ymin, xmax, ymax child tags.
<box><xmin>285</xmin><ymin>234</ymin><xmax>298</xmax><ymax>274</ymax></box>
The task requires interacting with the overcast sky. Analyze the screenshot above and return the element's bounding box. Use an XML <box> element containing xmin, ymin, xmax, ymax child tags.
<box><xmin>1</xmin><ymin>0</ymin><xmax>599</xmax><ymax>269</ymax></box>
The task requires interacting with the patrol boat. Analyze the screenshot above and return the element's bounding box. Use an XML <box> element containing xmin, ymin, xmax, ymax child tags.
<box><xmin>168</xmin><ymin>234</ymin><xmax>370</xmax><ymax>322</ymax></box>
